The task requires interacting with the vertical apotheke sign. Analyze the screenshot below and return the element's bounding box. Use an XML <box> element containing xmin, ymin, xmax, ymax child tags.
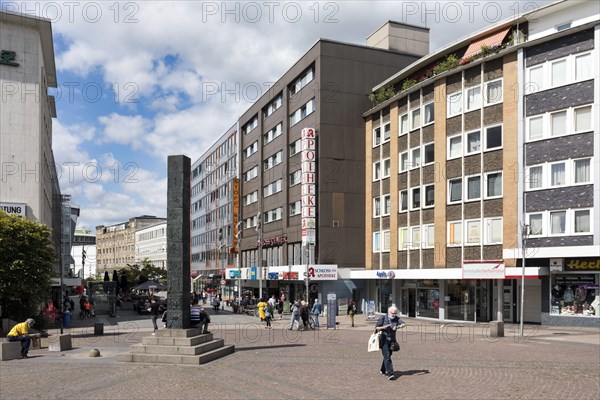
<box><xmin>301</xmin><ymin>127</ymin><xmax>316</xmax><ymax>245</ymax></box>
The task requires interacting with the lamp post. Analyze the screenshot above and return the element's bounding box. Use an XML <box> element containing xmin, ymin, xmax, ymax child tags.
<box><xmin>305</xmin><ymin>244</ymin><xmax>310</xmax><ymax>303</ymax></box>
<box><xmin>256</xmin><ymin>212</ymin><xmax>263</xmax><ymax>300</ymax></box>
<box><xmin>519</xmin><ymin>224</ymin><xmax>529</xmax><ymax>338</ymax></box>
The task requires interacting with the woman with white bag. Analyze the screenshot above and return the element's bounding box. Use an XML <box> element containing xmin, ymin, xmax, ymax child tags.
<box><xmin>374</xmin><ymin>306</ymin><xmax>405</xmax><ymax>380</ymax></box>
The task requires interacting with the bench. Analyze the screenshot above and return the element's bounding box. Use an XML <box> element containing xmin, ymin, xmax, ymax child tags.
<box><xmin>0</xmin><ymin>340</ymin><xmax>22</xmax><ymax>361</ymax></box>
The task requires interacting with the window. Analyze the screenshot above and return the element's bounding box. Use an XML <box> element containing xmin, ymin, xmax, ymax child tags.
<box><xmin>466</xmin><ymin>86</ymin><xmax>481</xmax><ymax>111</ymax></box>
<box><xmin>373</xmin><ymin>232</ymin><xmax>381</xmax><ymax>252</ymax></box>
<box><xmin>424</xmin><ymin>184</ymin><xmax>434</xmax><ymax>207</ymax></box>
<box><xmin>243</xmin><ymin>191</ymin><xmax>258</xmax><ymax>206</ymax></box>
<box><xmin>551</xmin><ymin>59</ymin><xmax>567</xmax><ymax>87</ymax></box>
<box><xmin>448</xmin><ymin>135</ymin><xmax>462</xmax><ymax>159</ymax></box>
<box><xmin>382</xmin><ymin>230</ymin><xmax>391</xmax><ymax>252</ymax></box>
<box><xmin>574</xmin><ymin>209</ymin><xmax>591</xmax><ymax>233</ymax></box>
<box><xmin>289</xmin><ymin>98</ymin><xmax>315</xmax><ymax>126</ymax></box>
<box><xmin>382</xmin><ymin>158</ymin><xmax>391</xmax><ymax>178</ymax></box>
<box><xmin>574</xmin><ymin>158</ymin><xmax>591</xmax><ymax>184</ymax></box>
<box><xmin>242</xmin><ymin>116</ymin><xmax>258</xmax><ymax>135</ymax></box>
<box><xmin>264</xmin><ymin>151</ymin><xmax>282</xmax><ymax>170</ymax></box>
<box><xmin>485</xmin><ymin>172</ymin><xmax>502</xmax><ymax>198</ymax></box>
<box><xmin>528</xmin><ymin>116</ymin><xmax>544</xmax><ymax>141</ymax></box>
<box><xmin>289</xmin><ymin>139</ymin><xmax>301</xmax><ymax>156</ymax></box>
<box><xmin>264</xmin><ymin>94</ymin><xmax>282</xmax><ymax>118</ymax></box>
<box><xmin>485</xmin><ymin>125</ymin><xmax>502</xmax><ymax>150</ymax></box>
<box><xmin>485</xmin><ymin>217</ymin><xmax>502</xmax><ymax>244</ymax></box>
<box><xmin>289</xmin><ymin>201</ymin><xmax>301</xmax><ymax>216</ymax></box>
<box><xmin>373</xmin><ymin>161</ymin><xmax>381</xmax><ymax>181</ymax></box>
<box><xmin>550</xmin><ymin>162</ymin><xmax>566</xmax><ymax>186</ymax></box>
<box><xmin>400</xmin><ymin>113</ymin><xmax>409</xmax><ymax>135</ymax></box>
<box><xmin>399</xmin><ymin>190</ymin><xmax>408</xmax><ymax>212</ymax></box>
<box><xmin>551</xmin><ymin>111</ymin><xmax>566</xmax><ymax>137</ymax></box>
<box><xmin>383</xmin><ymin>123</ymin><xmax>391</xmax><ymax>142</ymax></box>
<box><xmin>373</xmin><ymin>197</ymin><xmax>381</xmax><ymax>218</ymax></box>
<box><xmin>383</xmin><ymin>195</ymin><xmax>391</xmax><ymax>216</ymax></box>
<box><xmin>574</xmin><ymin>106</ymin><xmax>592</xmax><ymax>133</ymax></box>
<box><xmin>423</xmin><ymin>143</ymin><xmax>434</xmax><ymax>165</ymax></box>
<box><xmin>399</xmin><ymin>152</ymin><xmax>409</xmax><ymax>172</ymax></box>
<box><xmin>449</xmin><ymin>178</ymin><xmax>462</xmax><ymax>202</ymax></box>
<box><xmin>289</xmin><ymin>170</ymin><xmax>301</xmax><ymax>186</ymax></box>
<box><xmin>244</xmin><ymin>141</ymin><xmax>258</xmax><ymax>159</ymax></box>
<box><xmin>529</xmin><ymin>213</ymin><xmax>543</xmax><ymax>236</ymax></box>
<box><xmin>423</xmin><ymin>102</ymin><xmax>434</xmax><ymax>125</ymax></box>
<box><xmin>528</xmin><ymin>66</ymin><xmax>544</xmax><ymax>94</ymax></box>
<box><xmin>264</xmin><ymin>123</ymin><xmax>282</xmax><ymax>144</ymax></box>
<box><xmin>447</xmin><ymin>92</ymin><xmax>462</xmax><ymax>117</ymax></box>
<box><xmin>411</xmin><ymin>108</ymin><xmax>421</xmax><ymax>130</ymax></box>
<box><xmin>484</xmin><ymin>79</ymin><xmax>503</xmax><ymax>105</ymax></box>
<box><xmin>423</xmin><ymin>224</ymin><xmax>435</xmax><ymax>248</ymax></box>
<box><xmin>465</xmin><ymin>220</ymin><xmax>481</xmax><ymax>244</ymax></box>
<box><xmin>550</xmin><ymin>211</ymin><xmax>566</xmax><ymax>234</ymax></box>
<box><xmin>244</xmin><ymin>166</ymin><xmax>258</xmax><ymax>182</ymax></box>
<box><xmin>466</xmin><ymin>130</ymin><xmax>481</xmax><ymax>154</ymax></box>
<box><xmin>373</xmin><ymin>126</ymin><xmax>382</xmax><ymax>147</ymax></box>
<box><xmin>290</xmin><ymin>66</ymin><xmax>314</xmax><ymax>96</ymax></box>
<box><xmin>410</xmin><ymin>227</ymin><xmax>421</xmax><ymax>249</ymax></box>
<box><xmin>448</xmin><ymin>221</ymin><xmax>463</xmax><ymax>245</ymax></box>
<box><xmin>411</xmin><ymin>187</ymin><xmax>421</xmax><ymax>209</ymax></box>
<box><xmin>263</xmin><ymin>179</ymin><xmax>282</xmax><ymax>197</ymax></box>
<box><xmin>575</xmin><ymin>53</ymin><xmax>592</xmax><ymax>81</ymax></box>
<box><xmin>527</xmin><ymin>165</ymin><xmax>543</xmax><ymax>189</ymax></box>
<box><xmin>410</xmin><ymin>147</ymin><xmax>421</xmax><ymax>169</ymax></box>
<box><xmin>466</xmin><ymin>175</ymin><xmax>481</xmax><ymax>200</ymax></box>
<box><xmin>398</xmin><ymin>227</ymin><xmax>408</xmax><ymax>250</ymax></box>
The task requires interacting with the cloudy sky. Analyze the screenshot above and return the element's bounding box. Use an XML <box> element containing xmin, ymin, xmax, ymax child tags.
<box><xmin>3</xmin><ymin>0</ymin><xmax>552</xmax><ymax>230</ymax></box>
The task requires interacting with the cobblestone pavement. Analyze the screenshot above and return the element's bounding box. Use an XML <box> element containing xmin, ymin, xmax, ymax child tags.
<box><xmin>1</xmin><ymin>309</ymin><xmax>598</xmax><ymax>400</ymax></box>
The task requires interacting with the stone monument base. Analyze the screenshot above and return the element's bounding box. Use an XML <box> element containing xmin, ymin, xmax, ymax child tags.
<box><xmin>116</xmin><ymin>328</ymin><xmax>234</xmax><ymax>365</ymax></box>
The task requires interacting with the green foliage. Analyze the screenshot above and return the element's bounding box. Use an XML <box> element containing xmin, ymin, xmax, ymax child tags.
<box><xmin>433</xmin><ymin>54</ymin><xmax>459</xmax><ymax>76</ymax></box>
<box><xmin>368</xmin><ymin>85</ymin><xmax>396</xmax><ymax>105</ymax></box>
<box><xmin>479</xmin><ymin>45</ymin><xmax>494</xmax><ymax>57</ymax></box>
<box><xmin>401</xmin><ymin>79</ymin><xmax>418</xmax><ymax>91</ymax></box>
<box><xmin>119</xmin><ymin>258</ymin><xmax>167</xmax><ymax>290</ymax></box>
<box><xmin>0</xmin><ymin>212</ymin><xmax>55</xmax><ymax>321</ymax></box>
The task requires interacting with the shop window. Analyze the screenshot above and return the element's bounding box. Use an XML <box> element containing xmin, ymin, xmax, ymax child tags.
<box><xmin>550</xmin><ymin>274</ymin><xmax>598</xmax><ymax>316</ymax></box>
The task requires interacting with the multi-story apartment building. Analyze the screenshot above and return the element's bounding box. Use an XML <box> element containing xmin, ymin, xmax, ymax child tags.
<box><xmin>236</xmin><ymin>23</ymin><xmax>429</xmax><ymax>301</ymax></box>
<box><xmin>362</xmin><ymin>0</ymin><xmax>599</xmax><ymax>326</ymax></box>
<box><xmin>0</xmin><ymin>10</ymin><xmax>63</xmax><ymax>274</ymax></box>
<box><xmin>190</xmin><ymin>124</ymin><xmax>238</xmax><ymax>289</ymax></box>
<box><xmin>135</xmin><ymin>221</ymin><xmax>167</xmax><ymax>269</ymax></box>
<box><xmin>96</xmin><ymin>216</ymin><xmax>166</xmax><ymax>275</ymax></box>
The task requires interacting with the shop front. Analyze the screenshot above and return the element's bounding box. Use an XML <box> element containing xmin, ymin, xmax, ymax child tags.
<box><xmin>543</xmin><ymin>258</ymin><xmax>600</xmax><ymax>327</ymax></box>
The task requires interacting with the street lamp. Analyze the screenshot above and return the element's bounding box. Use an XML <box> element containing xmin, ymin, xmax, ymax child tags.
<box><xmin>255</xmin><ymin>212</ymin><xmax>263</xmax><ymax>300</ymax></box>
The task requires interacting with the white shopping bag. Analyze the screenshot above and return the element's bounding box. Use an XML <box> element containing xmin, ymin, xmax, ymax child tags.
<box><xmin>367</xmin><ymin>330</ymin><xmax>381</xmax><ymax>352</ymax></box>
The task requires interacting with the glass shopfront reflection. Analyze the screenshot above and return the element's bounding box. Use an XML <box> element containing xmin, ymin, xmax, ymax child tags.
<box><xmin>417</xmin><ymin>280</ymin><xmax>439</xmax><ymax>319</ymax></box>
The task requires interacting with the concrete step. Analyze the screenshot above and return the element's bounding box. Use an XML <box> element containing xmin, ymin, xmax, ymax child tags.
<box><xmin>116</xmin><ymin>344</ymin><xmax>235</xmax><ymax>365</ymax></box>
<box><xmin>198</xmin><ymin>345</ymin><xmax>235</xmax><ymax>364</ymax></box>
<box><xmin>142</xmin><ymin>333</ymin><xmax>213</xmax><ymax>347</ymax></box>
<box><xmin>130</xmin><ymin>339</ymin><xmax>224</xmax><ymax>355</ymax></box>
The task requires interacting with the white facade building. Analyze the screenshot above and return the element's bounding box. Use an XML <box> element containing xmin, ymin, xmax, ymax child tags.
<box><xmin>135</xmin><ymin>222</ymin><xmax>167</xmax><ymax>269</ymax></box>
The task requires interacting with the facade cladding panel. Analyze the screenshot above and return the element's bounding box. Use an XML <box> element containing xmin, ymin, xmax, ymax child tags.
<box><xmin>239</xmin><ymin>40</ymin><xmax>420</xmax><ymax>269</ymax></box>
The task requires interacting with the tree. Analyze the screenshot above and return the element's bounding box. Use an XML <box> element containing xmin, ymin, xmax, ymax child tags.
<box><xmin>119</xmin><ymin>258</ymin><xmax>167</xmax><ymax>291</ymax></box>
<box><xmin>0</xmin><ymin>212</ymin><xmax>55</xmax><ymax>321</ymax></box>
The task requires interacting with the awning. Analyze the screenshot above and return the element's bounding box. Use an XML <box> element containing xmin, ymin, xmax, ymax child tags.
<box><xmin>460</xmin><ymin>27</ymin><xmax>510</xmax><ymax>64</ymax></box>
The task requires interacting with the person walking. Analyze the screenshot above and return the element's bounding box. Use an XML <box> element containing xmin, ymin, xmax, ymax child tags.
<box><xmin>299</xmin><ymin>300</ymin><xmax>309</xmax><ymax>330</ymax></box>
<box><xmin>6</xmin><ymin>318</ymin><xmax>36</xmax><ymax>358</ymax></box>
<box><xmin>257</xmin><ymin>298</ymin><xmax>267</xmax><ymax>323</ymax></box>
<box><xmin>348</xmin><ymin>298</ymin><xmax>357</xmax><ymax>327</ymax></box>
<box><xmin>264</xmin><ymin>301</ymin><xmax>273</xmax><ymax>329</ymax></box>
<box><xmin>148</xmin><ymin>299</ymin><xmax>161</xmax><ymax>335</ymax></box>
<box><xmin>375</xmin><ymin>306</ymin><xmax>405</xmax><ymax>380</ymax></box>
<box><xmin>277</xmin><ymin>297</ymin><xmax>284</xmax><ymax>320</ymax></box>
<box><xmin>288</xmin><ymin>300</ymin><xmax>300</xmax><ymax>330</ymax></box>
<box><xmin>311</xmin><ymin>298</ymin><xmax>322</xmax><ymax>328</ymax></box>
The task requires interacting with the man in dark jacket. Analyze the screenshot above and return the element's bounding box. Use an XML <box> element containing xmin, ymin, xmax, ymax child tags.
<box><xmin>375</xmin><ymin>306</ymin><xmax>405</xmax><ymax>380</ymax></box>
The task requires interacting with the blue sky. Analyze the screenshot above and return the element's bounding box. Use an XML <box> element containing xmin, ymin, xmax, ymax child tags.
<box><xmin>2</xmin><ymin>0</ymin><xmax>552</xmax><ymax>230</ymax></box>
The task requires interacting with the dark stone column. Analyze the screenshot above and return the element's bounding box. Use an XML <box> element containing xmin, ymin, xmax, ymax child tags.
<box><xmin>166</xmin><ymin>155</ymin><xmax>191</xmax><ymax>329</ymax></box>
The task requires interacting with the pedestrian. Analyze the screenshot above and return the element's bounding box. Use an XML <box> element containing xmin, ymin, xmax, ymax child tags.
<box><xmin>288</xmin><ymin>300</ymin><xmax>300</xmax><ymax>330</ymax></box>
<box><xmin>375</xmin><ymin>306</ymin><xmax>406</xmax><ymax>380</ymax></box>
<box><xmin>268</xmin><ymin>294</ymin><xmax>277</xmax><ymax>309</ymax></box>
<box><xmin>257</xmin><ymin>298</ymin><xmax>267</xmax><ymax>322</ymax></box>
<box><xmin>311</xmin><ymin>298</ymin><xmax>322</xmax><ymax>328</ymax></box>
<box><xmin>147</xmin><ymin>298</ymin><xmax>161</xmax><ymax>335</ymax></box>
<box><xmin>300</xmin><ymin>300</ymin><xmax>309</xmax><ymax>330</ymax></box>
<box><xmin>277</xmin><ymin>297</ymin><xmax>284</xmax><ymax>320</ymax></box>
<box><xmin>264</xmin><ymin>301</ymin><xmax>273</xmax><ymax>329</ymax></box>
<box><xmin>190</xmin><ymin>300</ymin><xmax>209</xmax><ymax>333</ymax></box>
<box><xmin>348</xmin><ymin>298</ymin><xmax>357</xmax><ymax>327</ymax></box>
<box><xmin>212</xmin><ymin>296</ymin><xmax>220</xmax><ymax>313</ymax></box>
<box><xmin>6</xmin><ymin>318</ymin><xmax>36</xmax><ymax>358</ymax></box>
<box><xmin>192</xmin><ymin>291</ymin><xmax>199</xmax><ymax>304</ymax></box>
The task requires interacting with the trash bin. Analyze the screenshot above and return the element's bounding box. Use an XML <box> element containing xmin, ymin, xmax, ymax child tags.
<box><xmin>63</xmin><ymin>309</ymin><xmax>71</xmax><ymax>328</ymax></box>
<box><xmin>490</xmin><ymin>321</ymin><xmax>504</xmax><ymax>338</ymax></box>
<box><xmin>94</xmin><ymin>322</ymin><xmax>104</xmax><ymax>335</ymax></box>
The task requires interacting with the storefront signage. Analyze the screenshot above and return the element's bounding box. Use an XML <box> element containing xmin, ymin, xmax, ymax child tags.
<box><xmin>229</xmin><ymin>270</ymin><xmax>240</xmax><ymax>278</ymax></box>
<box><xmin>283</xmin><ymin>272</ymin><xmax>299</xmax><ymax>280</ymax></box>
<box><xmin>462</xmin><ymin>261</ymin><xmax>505</xmax><ymax>279</ymax></box>
<box><xmin>0</xmin><ymin>202</ymin><xmax>26</xmax><ymax>217</ymax></box>
<box><xmin>268</xmin><ymin>272</ymin><xmax>279</xmax><ymax>280</ymax></box>
<box><xmin>258</xmin><ymin>235</ymin><xmax>287</xmax><ymax>248</ymax></box>
<box><xmin>564</xmin><ymin>259</ymin><xmax>600</xmax><ymax>271</ymax></box>
<box><xmin>231</xmin><ymin>178</ymin><xmax>239</xmax><ymax>252</ymax></box>
<box><xmin>307</xmin><ymin>265</ymin><xmax>337</xmax><ymax>280</ymax></box>
<box><xmin>0</xmin><ymin>50</ymin><xmax>19</xmax><ymax>67</ymax></box>
<box><xmin>550</xmin><ymin>258</ymin><xmax>563</xmax><ymax>272</ymax></box>
<box><xmin>554</xmin><ymin>274</ymin><xmax>596</xmax><ymax>285</ymax></box>
<box><xmin>376</xmin><ymin>271</ymin><xmax>396</xmax><ymax>279</ymax></box>
<box><xmin>301</xmin><ymin>127</ymin><xmax>317</xmax><ymax>245</ymax></box>
<box><xmin>250</xmin><ymin>266</ymin><xmax>257</xmax><ymax>280</ymax></box>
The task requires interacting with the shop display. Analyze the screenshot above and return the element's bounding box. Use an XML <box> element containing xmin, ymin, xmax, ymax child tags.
<box><xmin>550</xmin><ymin>274</ymin><xmax>599</xmax><ymax>317</ymax></box>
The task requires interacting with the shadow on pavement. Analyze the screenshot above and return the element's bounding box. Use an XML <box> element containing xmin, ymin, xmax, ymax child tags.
<box><xmin>235</xmin><ymin>344</ymin><xmax>306</xmax><ymax>351</ymax></box>
<box><xmin>396</xmin><ymin>369</ymin><xmax>430</xmax><ymax>377</ymax></box>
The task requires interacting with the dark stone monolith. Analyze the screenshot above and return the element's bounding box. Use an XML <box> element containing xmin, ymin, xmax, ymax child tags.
<box><xmin>166</xmin><ymin>155</ymin><xmax>191</xmax><ymax>329</ymax></box>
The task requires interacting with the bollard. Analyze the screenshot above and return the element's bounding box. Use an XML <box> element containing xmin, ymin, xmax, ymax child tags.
<box><xmin>94</xmin><ymin>322</ymin><xmax>104</xmax><ymax>335</ymax></box>
<box><xmin>490</xmin><ymin>321</ymin><xmax>504</xmax><ymax>338</ymax></box>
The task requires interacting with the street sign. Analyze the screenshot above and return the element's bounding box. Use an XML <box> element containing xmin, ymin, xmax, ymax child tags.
<box><xmin>220</xmin><ymin>279</ymin><xmax>226</xmax><ymax>286</ymax></box>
